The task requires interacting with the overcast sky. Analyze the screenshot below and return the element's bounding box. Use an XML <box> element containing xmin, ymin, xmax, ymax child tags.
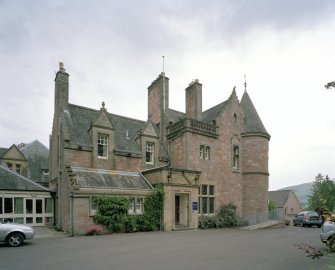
<box><xmin>1</xmin><ymin>0</ymin><xmax>335</xmax><ymax>190</ymax></box>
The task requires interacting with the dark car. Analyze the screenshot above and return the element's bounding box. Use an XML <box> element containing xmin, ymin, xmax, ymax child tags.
<box><xmin>293</xmin><ymin>211</ymin><xmax>323</xmax><ymax>228</ymax></box>
<box><xmin>0</xmin><ymin>222</ymin><xmax>35</xmax><ymax>247</ymax></box>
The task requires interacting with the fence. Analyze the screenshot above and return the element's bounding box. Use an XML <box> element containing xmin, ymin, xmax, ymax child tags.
<box><xmin>245</xmin><ymin>209</ymin><xmax>285</xmax><ymax>226</ymax></box>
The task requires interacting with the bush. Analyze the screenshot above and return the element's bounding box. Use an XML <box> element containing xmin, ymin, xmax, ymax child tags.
<box><xmin>124</xmin><ymin>215</ymin><xmax>140</xmax><ymax>233</ymax></box>
<box><xmin>198</xmin><ymin>202</ymin><xmax>245</xmax><ymax>229</ymax></box>
<box><xmin>198</xmin><ymin>215</ymin><xmax>219</xmax><ymax>229</ymax></box>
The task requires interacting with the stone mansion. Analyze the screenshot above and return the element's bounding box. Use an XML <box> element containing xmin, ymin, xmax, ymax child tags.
<box><xmin>50</xmin><ymin>62</ymin><xmax>270</xmax><ymax>235</ymax></box>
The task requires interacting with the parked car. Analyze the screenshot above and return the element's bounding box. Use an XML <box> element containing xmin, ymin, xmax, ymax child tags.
<box><xmin>0</xmin><ymin>222</ymin><xmax>35</xmax><ymax>247</ymax></box>
<box><xmin>293</xmin><ymin>211</ymin><xmax>323</xmax><ymax>228</ymax></box>
<box><xmin>320</xmin><ymin>220</ymin><xmax>335</xmax><ymax>252</ymax></box>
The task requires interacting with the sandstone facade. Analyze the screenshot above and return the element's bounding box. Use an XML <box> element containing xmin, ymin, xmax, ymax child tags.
<box><xmin>50</xmin><ymin>63</ymin><xmax>270</xmax><ymax>235</ymax></box>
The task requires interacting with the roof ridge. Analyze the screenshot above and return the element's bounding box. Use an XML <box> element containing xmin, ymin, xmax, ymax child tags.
<box><xmin>203</xmin><ymin>100</ymin><xmax>228</xmax><ymax>114</ymax></box>
<box><xmin>68</xmin><ymin>103</ymin><xmax>145</xmax><ymax>124</ymax></box>
<box><xmin>168</xmin><ymin>108</ymin><xmax>185</xmax><ymax>115</ymax></box>
<box><xmin>20</xmin><ymin>139</ymin><xmax>49</xmax><ymax>151</ymax></box>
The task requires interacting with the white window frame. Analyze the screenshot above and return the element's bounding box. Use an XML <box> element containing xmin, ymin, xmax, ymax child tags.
<box><xmin>128</xmin><ymin>197</ymin><xmax>144</xmax><ymax>214</ymax></box>
<box><xmin>90</xmin><ymin>198</ymin><xmax>97</xmax><ymax>216</ymax></box>
<box><xmin>0</xmin><ymin>195</ymin><xmax>53</xmax><ymax>225</ymax></box>
<box><xmin>15</xmin><ymin>164</ymin><xmax>21</xmax><ymax>174</ymax></box>
<box><xmin>97</xmin><ymin>133</ymin><xmax>108</xmax><ymax>159</ymax></box>
<box><xmin>200</xmin><ymin>145</ymin><xmax>210</xmax><ymax>160</ymax></box>
<box><xmin>145</xmin><ymin>142</ymin><xmax>154</xmax><ymax>164</ymax></box>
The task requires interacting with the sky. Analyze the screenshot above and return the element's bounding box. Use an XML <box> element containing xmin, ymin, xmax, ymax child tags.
<box><xmin>1</xmin><ymin>0</ymin><xmax>335</xmax><ymax>190</ymax></box>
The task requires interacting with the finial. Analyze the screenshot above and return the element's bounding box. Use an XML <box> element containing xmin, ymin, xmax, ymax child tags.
<box><xmin>244</xmin><ymin>74</ymin><xmax>247</xmax><ymax>92</ymax></box>
<box><xmin>59</xmin><ymin>62</ymin><xmax>65</xmax><ymax>72</ymax></box>
<box><xmin>162</xmin><ymin>55</ymin><xmax>165</xmax><ymax>75</ymax></box>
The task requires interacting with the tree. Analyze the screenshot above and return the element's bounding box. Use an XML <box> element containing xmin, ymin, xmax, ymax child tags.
<box><xmin>324</xmin><ymin>81</ymin><xmax>335</xmax><ymax>89</ymax></box>
<box><xmin>308</xmin><ymin>174</ymin><xmax>335</xmax><ymax>213</ymax></box>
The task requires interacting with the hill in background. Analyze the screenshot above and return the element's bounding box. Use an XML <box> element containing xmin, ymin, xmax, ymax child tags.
<box><xmin>278</xmin><ymin>182</ymin><xmax>313</xmax><ymax>209</ymax></box>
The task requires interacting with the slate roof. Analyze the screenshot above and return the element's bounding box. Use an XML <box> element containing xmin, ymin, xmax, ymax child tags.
<box><xmin>63</xmin><ymin>89</ymin><xmax>269</xmax><ymax>154</ymax></box>
<box><xmin>240</xmin><ymin>91</ymin><xmax>270</xmax><ymax>137</ymax></box>
<box><xmin>0</xmin><ymin>147</ymin><xmax>8</xmax><ymax>158</ymax></box>
<box><xmin>202</xmin><ymin>101</ymin><xmax>228</xmax><ymax>123</ymax></box>
<box><xmin>71</xmin><ymin>167</ymin><xmax>153</xmax><ymax>190</ymax></box>
<box><xmin>19</xmin><ymin>140</ymin><xmax>49</xmax><ymax>184</ymax></box>
<box><xmin>166</xmin><ymin>109</ymin><xmax>185</xmax><ymax>123</ymax></box>
<box><xmin>0</xmin><ymin>165</ymin><xmax>49</xmax><ymax>191</ymax></box>
<box><xmin>268</xmin><ymin>190</ymin><xmax>293</xmax><ymax>207</ymax></box>
<box><xmin>64</xmin><ymin>104</ymin><xmax>145</xmax><ymax>154</ymax></box>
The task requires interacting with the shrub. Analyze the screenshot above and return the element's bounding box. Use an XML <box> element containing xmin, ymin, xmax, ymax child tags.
<box><xmin>198</xmin><ymin>215</ymin><xmax>219</xmax><ymax>229</ymax></box>
<box><xmin>124</xmin><ymin>215</ymin><xmax>139</xmax><ymax>233</ymax></box>
<box><xmin>199</xmin><ymin>202</ymin><xmax>245</xmax><ymax>229</ymax></box>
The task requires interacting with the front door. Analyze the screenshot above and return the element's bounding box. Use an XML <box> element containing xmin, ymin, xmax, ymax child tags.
<box><xmin>175</xmin><ymin>193</ymin><xmax>190</xmax><ymax>228</ymax></box>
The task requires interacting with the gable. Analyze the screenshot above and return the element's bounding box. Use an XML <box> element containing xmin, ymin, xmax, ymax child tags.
<box><xmin>141</xmin><ymin>121</ymin><xmax>158</xmax><ymax>137</ymax></box>
<box><xmin>0</xmin><ymin>145</ymin><xmax>27</xmax><ymax>162</ymax></box>
<box><xmin>268</xmin><ymin>190</ymin><xmax>291</xmax><ymax>208</ymax></box>
<box><xmin>93</xmin><ymin>110</ymin><xmax>114</xmax><ymax>130</ymax></box>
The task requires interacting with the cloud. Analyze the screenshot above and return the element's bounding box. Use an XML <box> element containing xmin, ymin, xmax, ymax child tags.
<box><xmin>1</xmin><ymin>0</ymin><xmax>335</xmax><ymax>190</ymax></box>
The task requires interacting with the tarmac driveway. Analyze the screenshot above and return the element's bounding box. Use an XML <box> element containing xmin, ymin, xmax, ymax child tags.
<box><xmin>0</xmin><ymin>226</ymin><xmax>333</xmax><ymax>270</ymax></box>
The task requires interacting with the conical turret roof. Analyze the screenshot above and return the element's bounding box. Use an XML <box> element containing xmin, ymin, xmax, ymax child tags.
<box><xmin>240</xmin><ymin>91</ymin><xmax>270</xmax><ymax>139</ymax></box>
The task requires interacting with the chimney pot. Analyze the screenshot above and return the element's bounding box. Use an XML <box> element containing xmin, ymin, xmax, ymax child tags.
<box><xmin>59</xmin><ymin>62</ymin><xmax>65</xmax><ymax>71</ymax></box>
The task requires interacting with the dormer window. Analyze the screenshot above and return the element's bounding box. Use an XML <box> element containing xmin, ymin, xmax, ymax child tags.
<box><xmin>6</xmin><ymin>163</ymin><xmax>12</xmax><ymax>170</ymax></box>
<box><xmin>145</xmin><ymin>142</ymin><xmax>154</xmax><ymax>164</ymax></box>
<box><xmin>16</xmin><ymin>164</ymin><xmax>21</xmax><ymax>174</ymax></box>
<box><xmin>97</xmin><ymin>133</ymin><xmax>108</xmax><ymax>158</ymax></box>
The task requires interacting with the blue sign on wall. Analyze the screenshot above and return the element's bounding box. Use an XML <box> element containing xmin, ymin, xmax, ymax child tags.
<box><xmin>192</xmin><ymin>202</ymin><xmax>198</xmax><ymax>211</ymax></box>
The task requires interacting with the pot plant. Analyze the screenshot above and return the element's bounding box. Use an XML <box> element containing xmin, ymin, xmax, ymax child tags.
<box><xmin>86</xmin><ymin>224</ymin><xmax>102</xmax><ymax>236</ymax></box>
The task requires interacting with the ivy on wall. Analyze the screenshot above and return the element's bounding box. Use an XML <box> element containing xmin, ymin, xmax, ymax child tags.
<box><xmin>93</xmin><ymin>184</ymin><xmax>164</xmax><ymax>233</ymax></box>
<box><xmin>93</xmin><ymin>196</ymin><xmax>129</xmax><ymax>233</ymax></box>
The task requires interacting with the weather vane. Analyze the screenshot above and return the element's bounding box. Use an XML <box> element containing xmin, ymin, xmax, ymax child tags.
<box><xmin>244</xmin><ymin>74</ymin><xmax>247</xmax><ymax>92</ymax></box>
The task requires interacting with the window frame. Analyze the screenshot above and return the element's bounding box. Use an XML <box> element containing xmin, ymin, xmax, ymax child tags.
<box><xmin>90</xmin><ymin>198</ymin><xmax>97</xmax><ymax>216</ymax></box>
<box><xmin>97</xmin><ymin>133</ymin><xmax>109</xmax><ymax>159</ymax></box>
<box><xmin>198</xmin><ymin>184</ymin><xmax>215</xmax><ymax>215</ymax></box>
<box><xmin>128</xmin><ymin>197</ymin><xmax>144</xmax><ymax>215</ymax></box>
<box><xmin>232</xmin><ymin>145</ymin><xmax>239</xmax><ymax>170</ymax></box>
<box><xmin>145</xmin><ymin>142</ymin><xmax>154</xmax><ymax>164</ymax></box>
<box><xmin>200</xmin><ymin>145</ymin><xmax>210</xmax><ymax>160</ymax></box>
<box><xmin>15</xmin><ymin>164</ymin><xmax>21</xmax><ymax>174</ymax></box>
<box><xmin>6</xmin><ymin>162</ymin><xmax>12</xmax><ymax>170</ymax></box>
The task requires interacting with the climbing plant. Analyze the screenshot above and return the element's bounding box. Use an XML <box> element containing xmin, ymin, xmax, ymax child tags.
<box><xmin>93</xmin><ymin>196</ymin><xmax>129</xmax><ymax>233</ymax></box>
<box><xmin>93</xmin><ymin>184</ymin><xmax>165</xmax><ymax>233</ymax></box>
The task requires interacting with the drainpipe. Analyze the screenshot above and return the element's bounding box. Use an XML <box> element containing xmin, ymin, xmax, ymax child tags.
<box><xmin>70</xmin><ymin>192</ymin><xmax>74</xmax><ymax>236</ymax></box>
<box><xmin>57</xmin><ymin>117</ymin><xmax>61</xmax><ymax>229</ymax></box>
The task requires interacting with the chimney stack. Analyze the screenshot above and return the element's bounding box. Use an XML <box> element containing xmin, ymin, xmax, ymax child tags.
<box><xmin>185</xmin><ymin>79</ymin><xmax>202</xmax><ymax>120</ymax></box>
<box><xmin>54</xmin><ymin>62</ymin><xmax>69</xmax><ymax>114</ymax></box>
